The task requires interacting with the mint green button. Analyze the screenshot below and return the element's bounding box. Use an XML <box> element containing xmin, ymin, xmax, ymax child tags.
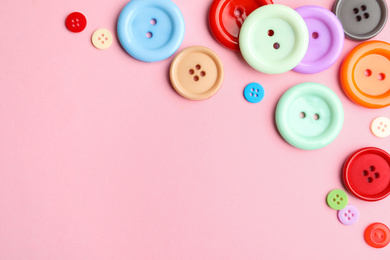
<box><xmin>239</xmin><ymin>4</ymin><xmax>309</xmax><ymax>74</ymax></box>
<box><xmin>275</xmin><ymin>82</ymin><xmax>344</xmax><ymax>150</ymax></box>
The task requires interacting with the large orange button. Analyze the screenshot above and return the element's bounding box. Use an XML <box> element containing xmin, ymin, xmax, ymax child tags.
<box><xmin>340</xmin><ymin>41</ymin><xmax>390</xmax><ymax>109</ymax></box>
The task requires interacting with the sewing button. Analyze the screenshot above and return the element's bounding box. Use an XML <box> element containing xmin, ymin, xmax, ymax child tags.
<box><xmin>293</xmin><ymin>6</ymin><xmax>344</xmax><ymax>74</ymax></box>
<box><xmin>333</xmin><ymin>0</ymin><xmax>388</xmax><ymax>41</ymax></box>
<box><xmin>209</xmin><ymin>0</ymin><xmax>273</xmax><ymax>51</ymax></box>
<box><xmin>340</xmin><ymin>41</ymin><xmax>390</xmax><ymax>108</ymax></box>
<box><xmin>364</xmin><ymin>223</ymin><xmax>390</xmax><ymax>248</ymax></box>
<box><xmin>65</xmin><ymin>12</ymin><xmax>87</xmax><ymax>33</ymax></box>
<box><xmin>239</xmin><ymin>4</ymin><xmax>309</xmax><ymax>74</ymax></box>
<box><xmin>244</xmin><ymin>83</ymin><xmax>264</xmax><ymax>103</ymax></box>
<box><xmin>327</xmin><ymin>189</ymin><xmax>348</xmax><ymax>210</ymax></box>
<box><xmin>275</xmin><ymin>82</ymin><xmax>344</xmax><ymax>150</ymax></box>
<box><xmin>92</xmin><ymin>29</ymin><xmax>113</xmax><ymax>50</ymax></box>
<box><xmin>371</xmin><ymin>117</ymin><xmax>390</xmax><ymax>138</ymax></box>
<box><xmin>337</xmin><ymin>205</ymin><xmax>359</xmax><ymax>225</ymax></box>
<box><xmin>170</xmin><ymin>46</ymin><xmax>224</xmax><ymax>100</ymax></box>
<box><xmin>343</xmin><ymin>147</ymin><xmax>390</xmax><ymax>201</ymax></box>
<box><xmin>117</xmin><ymin>0</ymin><xmax>185</xmax><ymax>62</ymax></box>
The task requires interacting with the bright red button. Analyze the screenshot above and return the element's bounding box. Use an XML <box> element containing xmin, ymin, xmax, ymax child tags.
<box><xmin>343</xmin><ymin>147</ymin><xmax>390</xmax><ymax>201</ymax></box>
<box><xmin>364</xmin><ymin>223</ymin><xmax>390</xmax><ymax>248</ymax></box>
<box><xmin>209</xmin><ymin>0</ymin><xmax>273</xmax><ymax>51</ymax></box>
<box><xmin>65</xmin><ymin>12</ymin><xmax>87</xmax><ymax>33</ymax></box>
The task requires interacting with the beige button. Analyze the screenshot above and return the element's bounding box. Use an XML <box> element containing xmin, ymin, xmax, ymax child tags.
<box><xmin>92</xmin><ymin>29</ymin><xmax>113</xmax><ymax>50</ymax></box>
<box><xmin>371</xmin><ymin>117</ymin><xmax>390</xmax><ymax>138</ymax></box>
<box><xmin>170</xmin><ymin>46</ymin><xmax>224</xmax><ymax>100</ymax></box>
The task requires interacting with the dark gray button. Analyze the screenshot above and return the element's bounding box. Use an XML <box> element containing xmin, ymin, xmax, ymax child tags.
<box><xmin>333</xmin><ymin>0</ymin><xmax>388</xmax><ymax>40</ymax></box>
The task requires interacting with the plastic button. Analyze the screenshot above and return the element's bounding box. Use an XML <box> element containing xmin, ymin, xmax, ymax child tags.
<box><xmin>239</xmin><ymin>4</ymin><xmax>308</xmax><ymax>74</ymax></box>
<box><xmin>340</xmin><ymin>41</ymin><xmax>390</xmax><ymax>109</ymax></box>
<box><xmin>371</xmin><ymin>117</ymin><xmax>390</xmax><ymax>138</ymax></box>
<box><xmin>209</xmin><ymin>0</ymin><xmax>273</xmax><ymax>51</ymax></box>
<box><xmin>364</xmin><ymin>223</ymin><xmax>390</xmax><ymax>248</ymax></box>
<box><xmin>92</xmin><ymin>29</ymin><xmax>113</xmax><ymax>50</ymax></box>
<box><xmin>333</xmin><ymin>0</ymin><xmax>388</xmax><ymax>41</ymax></box>
<box><xmin>65</xmin><ymin>12</ymin><xmax>87</xmax><ymax>33</ymax></box>
<box><xmin>117</xmin><ymin>0</ymin><xmax>185</xmax><ymax>62</ymax></box>
<box><xmin>293</xmin><ymin>6</ymin><xmax>344</xmax><ymax>74</ymax></box>
<box><xmin>337</xmin><ymin>205</ymin><xmax>359</xmax><ymax>225</ymax></box>
<box><xmin>244</xmin><ymin>83</ymin><xmax>264</xmax><ymax>103</ymax></box>
<box><xmin>327</xmin><ymin>189</ymin><xmax>348</xmax><ymax>210</ymax></box>
<box><xmin>170</xmin><ymin>46</ymin><xmax>224</xmax><ymax>100</ymax></box>
<box><xmin>343</xmin><ymin>147</ymin><xmax>390</xmax><ymax>201</ymax></box>
<box><xmin>275</xmin><ymin>82</ymin><xmax>344</xmax><ymax>150</ymax></box>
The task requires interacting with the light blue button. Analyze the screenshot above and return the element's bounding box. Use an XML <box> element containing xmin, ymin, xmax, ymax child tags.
<box><xmin>244</xmin><ymin>83</ymin><xmax>265</xmax><ymax>103</ymax></box>
<box><xmin>275</xmin><ymin>82</ymin><xmax>344</xmax><ymax>150</ymax></box>
<box><xmin>117</xmin><ymin>0</ymin><xmax>185</xmax><ymax>62</ymax></box>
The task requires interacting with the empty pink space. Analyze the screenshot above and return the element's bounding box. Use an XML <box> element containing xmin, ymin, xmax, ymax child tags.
<box><xmin>0</xmin><ymin>0</ymin><xmax>390</xmax><ymax>259</ymax></box>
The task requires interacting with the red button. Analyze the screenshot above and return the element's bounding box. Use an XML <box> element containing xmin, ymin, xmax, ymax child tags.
<box><xmin>364</xmin><ymin>223</ymin><xmax>390</xmax><ymax>248</ymax></box>
<box><xmin>65</xmin><ymin>12</ymin><xmax>87</xmax><ymax>33</ymax></box>
<box><xmin>209</xmin><ymin>0</ymin><xmax>273</xmax><ymax>51</ymax></box>
<box><xmin>343</xmin><ymin>147</ymin><xmax>390</xmax><ymax>201</ymax></box>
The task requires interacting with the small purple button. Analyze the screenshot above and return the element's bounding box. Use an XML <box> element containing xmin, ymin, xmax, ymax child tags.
<box><xmin>293</xmin><ymin>5</ymin><xmax>344</xmax><ymax>74</ymax></box>
<box><xmin>337</xmin><ymin>205</ymin><xmax>359</xmax><ymax>225</ymax></box>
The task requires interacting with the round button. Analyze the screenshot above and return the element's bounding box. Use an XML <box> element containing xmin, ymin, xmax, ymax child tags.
<box><xmin>371</xmin><ymin>117</ymin><xmax>390</xmax><ymax>138</ymax></box>
<box><xmin>65</xmin><ymin>12</ymin><xmax>87</xmax><ymax>33</ymax></box>
<box><xmin>170</xmin><ymin>46</ymin><xmax>224</xmax><ymax>100</ymax></box>
<box><xmin>209</xmin><ymin>0</ymin><xmax>273</xmax><ymax>51</ymax></box>
<box><xmin>92</xmin><ymin>29</ymin><xmax>113</xmax><ymax>50</ymax></box>
<box><xmin>275</xmin><ymin>82</ymin><xmax>344</xmax><ymax>150</ymax></box>
<box><xmin>244</xmin><ymin>83</ymin><xmax>264</xmax><ymax>103</ymax></box>
<box><xmin>239</xmin><ymin>4</ymin><xmax>309</xmax><ymax>74</ymax></box>
<box><xmin>293</xmin><ymin>6</ymin><xmax>344</xmax><ymax>74</ymax></box>
<box><xmin>327</xmin><ymin>189</ymin><xmax>348</xmax><ymax>210</ymax></box>
<box><xmin>343</xmin><ymin>147</ymin><xmax>390</xmax><ymax>201</ymax></box>
<box><xmin>337</xmin><ymin>205</ymin><xmax>359</xmax><ymax>225</ymax></box>
<box><xmin>340</xmin><ymin>41</ymin><xmax>390</xmax><ymax>109</ymax></box>
<box><xmin>333</xmin><ymin>0</ymin><xmax>388</xmax><ymax>41</ymax></box>
<box><xmin>364</xmin><ymin>223</ymin><xmax>390</xmax><ymax>248</ymax></box>
<box><xmin>117</xmin><ymin>0</ymin><xmax>185</xmax><ymax>62</ymax></box>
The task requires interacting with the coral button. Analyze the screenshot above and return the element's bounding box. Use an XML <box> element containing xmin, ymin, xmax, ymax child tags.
<box><xmin>170</xmin><ymin>46</ymin><xmax>224</xmax><ymax>100</ymax></box>
<box><xmin>340</xmin><ymin>41</ymin><xmax>390</xmax><ymax>108</ymax></box>
<box><xmin>343</xmin><ymin>147</ymin><xmax>390</xmax><ymax>201</ymax></box>
<box><xmin>209</xmin><ymin>0</ymin><xmax>273</xmax><ymax>51</ymax></box>
<box><xmin>65</xmin><ymin>12</ymin><xmax>87</xmax><ymax>33</ymax></box>
<box><xmin>293</xmin><ymin>6</ymin><xmax>344</xmax><ymax>74</ymax></box>
<box><xmin>364</xmin><ymin>223</ymin><xmax>390</xmax><ymax>248</ymax></box>
<box><xmin>239</xmin><ymin>4</ymin><xmax>309</xmax><ymax>74</ymax></box>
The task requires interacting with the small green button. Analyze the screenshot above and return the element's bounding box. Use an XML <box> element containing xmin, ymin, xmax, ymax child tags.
<box><xmin>239</xmin><ymin>4</ymin><xmax>309</xmax><ymax>74</ymax></box>
<box><xmin>327</xmin><ymin>189</ymin><xmax>348</xmax><ymax>210</ymax></box>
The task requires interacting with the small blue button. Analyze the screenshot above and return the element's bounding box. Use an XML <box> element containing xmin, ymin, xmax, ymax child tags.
<box><xmin>117</xmin><ymin>0</ymin><xmax>185</xmax><ymax>62</ymax></box>
<box><xmin>244</xmin><ymin>83</ymin><xmax>265</xmax><ymax>103</ymax></box>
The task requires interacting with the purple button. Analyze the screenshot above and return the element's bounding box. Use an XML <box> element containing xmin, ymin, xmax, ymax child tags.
<box><xmin>337</xmin><ymin>205</ymin><xmax>359</xmax><ymax>225</ymax></box>
<box><xmin>293</xmin><ymin>5</ymin><xmax>344</xmax><ymax>74</ymax></box>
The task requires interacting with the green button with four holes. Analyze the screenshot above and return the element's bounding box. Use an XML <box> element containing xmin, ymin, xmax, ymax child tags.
<box><xmin>327</xmin><ymin>189</ymin><xmax>348</xmax><ymax>210</ymax></box>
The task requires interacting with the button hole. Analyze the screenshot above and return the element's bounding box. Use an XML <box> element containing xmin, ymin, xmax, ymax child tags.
<box><xmin>312</xmin><ymin>32</ymin><xmax>319</xmax><ymax>39</ymax></box>
<box><xmin>353</xmin><ymin>8</ymin><xmax>359</xmax><ymax>14</ymax></box>
<box><xmin>374</xmin><ymin>172</ymin><xmax>380</xmax><ymax>179</ymax></box>
<box><xmin>378</xmin><ymin>73</ymin><xmax>386</xmax><ymax>81</ymax></box>
<box><xmin>356</xmin><ymin>15</ymin><xmax>362</xmax><ymax>22</ymax></box>
<box><xmin>195</xmin><ymin>64</ymin><xmax>201</xmax><ymax>70</ymax></box>
<box><xmin>234</xmin><ymin>8</ymin><xmax>243</xmax><ymax>17</ymax></box>
<box><xmin>268</xmin><ymin>30</ymin><xmax>274</xmax><ymax>37</ymax></box>
<box><xmin>367</xmin><ymin>177</ymin><xmax>373</xmax><ymax>183</ymax></box>
<box><xmin>193</xmin><ymin>76</ymin><xmax>199</xmax><ymax>82</ymax></box>
<box><xmin>150</xmin><ymin>19</ymin><xmax>157</xmax><ymax>25</ymax></box>
<box><xmin>273</xmin><ymin>42</ymin><xmax>280</xmax><ymax>49</ymax></box>
<box><xmin>363</xmin><ymin>170</ymin><xmax>369</xmax><ymax>176</ymax></box>
<box><xmin>189</xmin><ymin>69</ymin><xmax>194</xmax><ymax>75</ymax></box>
<box><xmin>364</xmin><ymin>13</ymin><xmax>369</xmax><ymax>19</ymax></box>
<box><xmin>146</xmin><ymin>32</ymin><xmax>153</xmax><ymax>38</ymax></box>
<box><xmin>370</xmin><ymin>166</ymin><xmax>375</xmax><ymax>172</ymax></box>
<box><xmin>313</xmin><ymin>114</ymin><xmax>320</xmax><ymax>120</ymax></box>
<box><xmin>364</xmin><ymin>69</ymin><xmax>372</xmax><ymax>77</ymax></box>
<box><xmin>200</xmin><ymin>71</ymin><xmax>206</xmax><ymax>77</ymax></box>
<box><xmin>299</xmin><ymin>112</ymin><xmax>306</xmax><ymax>119</ymax></box>
<box><xmin>361</xmin><ymin>5</ymin><xmax>367</xmax><ymax>11</ymax></box>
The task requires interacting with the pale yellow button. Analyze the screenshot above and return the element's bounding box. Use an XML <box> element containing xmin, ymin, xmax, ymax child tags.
<box><xmin>371</xmin><ymin>117</ymin><xmax>390</xmax><ymax>138</ymax></box>
<box><xmin>92</xmin><ymin>29</ymin><xmax>113</xmax><ymax>50</ymax></box>
<box><xmin>170</xmin><ymin>46</ymin><xmax>224</xmax><ymax>100</ymax></box>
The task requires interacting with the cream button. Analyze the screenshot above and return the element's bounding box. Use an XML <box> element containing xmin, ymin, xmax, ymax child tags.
<box><xmin>170</xmin><ymin>46</ymin><xmax>224</xmax><ymax>100</ymax></box>
<box><xmin>371</xmin><ymin>117</ymin><xmax>390</xmax><ymax>138</ymax></box>
<box><xmin>92</xmin><ymin>29</ymin><xmax>113</xmax><ymax>50</ymax></box>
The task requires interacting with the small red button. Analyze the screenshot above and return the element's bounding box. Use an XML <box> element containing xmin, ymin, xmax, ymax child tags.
<box><xmin>65</xmin><ymin>12</ymin><xmax>87</xmax><ymax>33</ymax></box>
<box><xmin>208</xmin><ymin>0</ymin><xmax>273</xmax><ymax>51</ymax></box>
<box><xmin>343</xmin><ymin>147</ymin><xmax>390</xmax><ymax>201</ymax></box>
<box><xmin>364</xmin><ymin>223</ymin><xmax>390</xmax><ymax>248</ymax></box>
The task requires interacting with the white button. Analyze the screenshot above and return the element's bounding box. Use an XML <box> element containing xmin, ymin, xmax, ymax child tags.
<box><xmin>371</xmin><ymin>117</ymin><xmax>390</xmax><ymax>138</ymax></box>
<box><xmin>92</xmin><ymin>29</ymin><xmax>113</xmax><ymax>50</ymax></box>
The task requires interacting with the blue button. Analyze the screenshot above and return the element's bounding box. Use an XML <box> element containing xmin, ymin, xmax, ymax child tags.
<box><xmin>244</xmin><ymin>83</ymin><xmax>265</xmax><ymax>103</ymax></box>
<box><xmin>117</xmin><ymin>0</ymin><xmax>185</xmax><ymax>62</ymax></box>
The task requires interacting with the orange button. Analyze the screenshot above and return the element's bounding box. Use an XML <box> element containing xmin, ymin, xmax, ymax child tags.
<box><xmin>340</xmin><ymin>41</ymin><xmax>390</xmax><ymax>109</ymax></box>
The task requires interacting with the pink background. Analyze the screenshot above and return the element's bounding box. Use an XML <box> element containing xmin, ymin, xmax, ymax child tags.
<box><xmin>1</xmin><ymin>0</ymin><xmax>390</xmax><ymax>259</ymax></box>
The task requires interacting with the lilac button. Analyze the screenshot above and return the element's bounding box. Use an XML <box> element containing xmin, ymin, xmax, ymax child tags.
<box><xmin>337</xmin><ymin>205</ymin><xmax>359</xmax><ymax>225</ymax></box>
<box><xmin>293</xmin><ymin>5</ymin><xmax>344</xmax><ymax>74</ymax></box>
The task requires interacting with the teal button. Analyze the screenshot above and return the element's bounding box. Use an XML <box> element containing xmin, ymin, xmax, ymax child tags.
<box><xmin>239</xmin><ymin>4</ymin><xmax>309</xmax><ymax>74</ymax></box>
<box><xmin>275</xmin><ymin>82</ymin><xmax>344</xmax><ymax>150</ymax></box>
